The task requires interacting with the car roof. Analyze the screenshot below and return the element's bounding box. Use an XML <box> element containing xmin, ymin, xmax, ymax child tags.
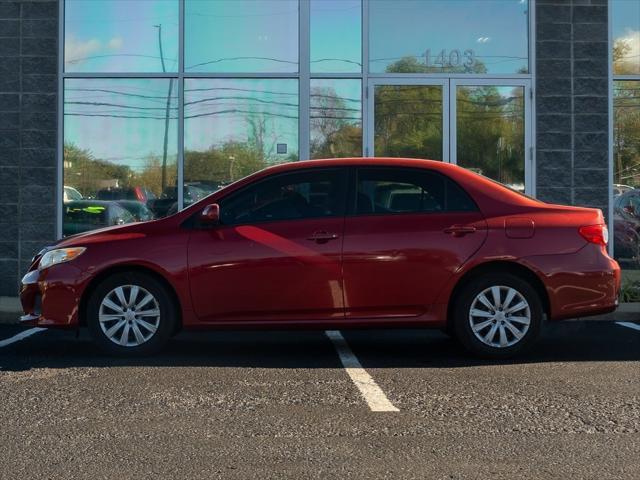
<box><xmin>259</xmin><ymin>157</ymin><xmax>449</xmax><ymax>174</ymax></box>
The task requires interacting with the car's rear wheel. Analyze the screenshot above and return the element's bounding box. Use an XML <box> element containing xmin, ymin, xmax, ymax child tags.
<box><xmin>452</xmin><ymin>273</ymin><xmax>543</xmax><ymax>358</ymax></box>
<box><xmin>86</xmin><ymin>272</ymin><xmax>175</xmax><ymax>356</ymax></box>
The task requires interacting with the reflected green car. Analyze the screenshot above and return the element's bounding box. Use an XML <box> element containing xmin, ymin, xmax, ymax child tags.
<box><xmin>63</xmin><ymin>200</ymin><xmax>135</xmax><ymax>236</ymax></box>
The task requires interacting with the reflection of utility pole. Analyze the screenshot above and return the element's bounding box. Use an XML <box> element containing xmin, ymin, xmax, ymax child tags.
<box><xmin>155</xmin><ymin>23</ymin><xmax>173</xmax><ymax>193</ymax></box>
<box><xmin>228</xmin><ymin>155</ymin><xmax>236</xmax><ymax>182</ymax></box>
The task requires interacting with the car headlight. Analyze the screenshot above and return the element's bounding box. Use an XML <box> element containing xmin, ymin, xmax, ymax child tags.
<box><xmin>38</xmin><ymin>247</ymin><xmax>86</xmax><ymax>271</ymax></box>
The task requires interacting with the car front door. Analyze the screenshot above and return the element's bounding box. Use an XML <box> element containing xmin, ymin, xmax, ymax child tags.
<box><xmin>342</xmin><ymin>167</ymin><xmax>487</xmax><ymax>321</ymax></box>
<box><xmin>188</xmin><ymin>168</ymin><xmax>348</xmax><ymax>323</ymax></box>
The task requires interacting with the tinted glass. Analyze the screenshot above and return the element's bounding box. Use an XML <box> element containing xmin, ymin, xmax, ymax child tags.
<box><xmin>356</xmin><ymin>168</ymin><xmax>476</xmax><ymax>215</ymax></box>
<box><xmin>374</xmin><ymin>85</ymin><xmax>443</xmax><ymax>160</ymax></box>
<box><xmin>311</xmin><ymin>79</ymin><xmax>362</xmax><ymax>159</ymax></box>
<box><xmin>220</xmin><ymin>169</ymin><xmax>346</xmax><ymax>225</ymax></box>
<box><xmin>185</xmin><ymin>0</ymin><xmax>298</xmax><ymax>73</ymax></box>
<box><xmin>184</xmin><ymin>78</ymin><xmax>299</xmax><ymax>205</ymax></box>
<box><xmin>63</xmin><ymin>78</ymin><xmax>178</xmax><ymax>234</ymax></box>
<box><xmin>311</xmin><ymin>0</ymin><xmax>361</xmax><ymax>73</ymax></box>
<box><xmin>64</xmin><ymin>0</ymin><xmax>178</xmax><ymax>72</ymax></box>
<box><xmin>456</xmin><ymin>85</ymin><xmax>525</xmax><ymax>192</ymax></box>
<box><xmin>369</xmin><ymin>0</ymin><xmax>529</xmax><ymax>74</ymax></box>
<box><xmin>612</xmin><ymin>0</ymin><xmax>640</xmax><ymax>75</ymax></box>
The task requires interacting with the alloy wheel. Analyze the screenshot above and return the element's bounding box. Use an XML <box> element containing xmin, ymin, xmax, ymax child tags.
<box><xmin>468</xmin><ymin>285</ymin><xmax>531</xmax><ymax>348</ymax></box>
<box><xmin>98</xmin><ymin>284</ymin><xmax>161</xmax><ymax>347</ymax></box>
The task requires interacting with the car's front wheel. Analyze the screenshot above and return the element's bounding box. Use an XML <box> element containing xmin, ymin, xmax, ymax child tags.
<box><xmin>452</xmin><ymin>273</ymin><xmax>543</xmax><ymax>358</ymax></box>
<box><xmin>86</xmin><ymin>272</ymin><xmax>176</xmax><ymax>356</ymax></box>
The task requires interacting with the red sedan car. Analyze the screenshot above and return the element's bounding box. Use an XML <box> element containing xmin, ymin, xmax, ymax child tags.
<box><xmin>20</xmin><ymin>158</ymin><xmax>620</xmax><ymax>358</ymax></box>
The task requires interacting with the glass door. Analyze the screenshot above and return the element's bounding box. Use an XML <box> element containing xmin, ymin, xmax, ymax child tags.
<box><xmin>368</xmin><ymin>78</ymin><xmax>532</xmax><ymax>195</ymax></box>
<box><xmin>366</xmin><ymin>79</ymin><xmax>449</xmax><ymax>161</ymax></box>
<box><xmin>450</xmin><ymin>79</ymin><xmax>532</xmax><ymax>195</ymax></box>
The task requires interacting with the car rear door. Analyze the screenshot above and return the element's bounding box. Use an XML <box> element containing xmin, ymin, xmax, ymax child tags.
<box><xmin>187</xmin><ymin>168</ymin><xmax>348</xmax><ymax>323</ymax></box>
<box><xmin>342</xmin><ymin>166</ymin><xmax>487</xmax><ymax>320</ymax></box>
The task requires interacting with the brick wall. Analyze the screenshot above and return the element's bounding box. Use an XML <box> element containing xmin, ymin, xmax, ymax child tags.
<box><xmin>536</xmin><ymin>0</ymin><xmax>609</xmax><ymax>215</ymax></box>
<box><xmin>0</xmin><ymin>0</ymin><xmax>57</xmax><ymax>297</ymax></box>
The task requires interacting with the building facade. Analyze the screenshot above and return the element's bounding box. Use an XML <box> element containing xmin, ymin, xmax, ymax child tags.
<box><xmin>0</xmin><ymin>0</ymin><xmax>638</xmax><ymax>302</ymax></box>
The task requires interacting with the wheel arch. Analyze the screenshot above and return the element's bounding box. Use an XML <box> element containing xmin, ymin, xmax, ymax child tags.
<box><xmin>446</xmin><ymin>260</ymin><xmax>550</xmax><ymax>329</ymax></box>
<box><xmin>78</xmin><ymin>264</ymin><xmax>183</xmax><ymax>334</ymax></box>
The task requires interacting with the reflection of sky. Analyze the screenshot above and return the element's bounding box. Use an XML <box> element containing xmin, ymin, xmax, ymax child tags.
<box><xmin>184</xmin><ymin>79</ymin><xmax>299</xmax><ymax>157</ymax></box>
<box><xmin>369</xmin><ymin>0</ymin><xmax>529</xmax><ymax>74</ymax></box>
<box><xmin>311</xmin><ymin>0</ymin><xmax>362</xmax><ymax>73</ymax></box>
<box><xmin>185</xmin><ymin>0</ymin><xmax>299</xmax><ymax>72</ymax></box>
<box><xmin>65</xmin><ymin>0</ymin><xmax>179</xmax><ymax>72</ymax></box>
<box><xmin>64</xmin><ymin>78</ymin><xmax>178</xmax><ymax>168</ymax></box>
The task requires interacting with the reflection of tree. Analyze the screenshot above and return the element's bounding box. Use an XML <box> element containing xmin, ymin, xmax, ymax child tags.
<box><xmin>614</xmin><ymin>81</ymin><xmax>640</xmax><ymax>186</ymax></box>
<box><xmin>310</xmin><ymin>85</ymin><xmax>362</xmax><ymax>158</ymax></box>
<box><xmin>185</xmin><ymin>141</ymin><xmax>267</xmax><ymax>185</ymax></box>
<box><xmin>457</xmin><ymin>86</ymin><xmax>524</xmax><ymax>186</ymax></box>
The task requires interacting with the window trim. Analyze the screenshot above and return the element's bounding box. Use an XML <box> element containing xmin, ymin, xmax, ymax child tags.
<box><xmin>347</xmin><ymin>166</ymin><xmax>479</xmax><ymax>217</ymax></box>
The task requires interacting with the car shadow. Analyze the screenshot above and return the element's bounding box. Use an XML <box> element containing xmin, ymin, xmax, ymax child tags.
<box><xmin>0</xmin><ymin>321</ymin><xmax>638</xmax><ymax>372</ymax></box>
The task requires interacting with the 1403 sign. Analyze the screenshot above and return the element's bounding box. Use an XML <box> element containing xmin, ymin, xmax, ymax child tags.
<box><xmin>424</xmin><ymin>49</ymin><xmax>475</xmax><ymax>68</ymax></box>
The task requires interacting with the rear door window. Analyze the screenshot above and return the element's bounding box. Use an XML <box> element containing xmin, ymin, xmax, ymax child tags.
<box><xmin>354</xmin><ymin>167</ymin><xmax>477</xmax><ymax>215</ymax></box>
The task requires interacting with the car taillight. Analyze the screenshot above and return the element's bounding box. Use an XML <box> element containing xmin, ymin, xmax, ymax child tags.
<box><xmin>579</xmin><ymin>224</ymin><xmax>608</xmax><ymax>246</ymax></box>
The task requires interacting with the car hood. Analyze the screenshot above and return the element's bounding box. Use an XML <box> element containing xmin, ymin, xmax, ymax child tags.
<box><xmin>53</xmin><ymin>222</ymin><xmax>152</xmax><ymax>249</ymax></box>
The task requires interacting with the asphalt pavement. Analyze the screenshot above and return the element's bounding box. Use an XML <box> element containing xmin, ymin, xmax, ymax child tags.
<box><xmin>0</xmin><ymin>320</ymin><xmax>638</xmax><ymax>479</ymax></box>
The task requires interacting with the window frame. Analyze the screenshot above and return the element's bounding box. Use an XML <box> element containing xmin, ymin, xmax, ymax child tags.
<box><xmin>347</xmin><ymin>166</ymin><xmax>479</xmax><ymax>217</ymax></box>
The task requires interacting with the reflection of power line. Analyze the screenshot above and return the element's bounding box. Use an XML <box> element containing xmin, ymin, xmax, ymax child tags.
<box><xmin>185</xmin><ymin>95</ymin><xmax>299</xmax><ymax>108</ymax></box>
<box><xmin>65</xmin><ymin>101</ymin><xmax>175</xmax><ymax>111</ymax></box>
<box><xmin>66</xmin><ymin>53</ymin><xmax>177</xmax><ymax>65</ymax></box>
<box><xmin>186</xmin><ymin>56</ymin><xmax>297</xmax><ymax>70</ymax></box>
<box><xmin>66</xmin><ymin>88</ymin><xmax>173</xmax><ymax>101</ymax></box>
<box><xmin>310</xmin><ymin>58</ymin><xmax>362</xmax><ymax>66</ymax></box>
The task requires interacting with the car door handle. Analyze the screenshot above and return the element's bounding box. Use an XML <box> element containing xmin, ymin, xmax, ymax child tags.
<box><xmin>443</xmin><ymin>225</ymin><xmax>476</xmax><ymax>237</ymax></box>
<box><xmin>307</xmin><ymin>231</ymin><xmax>339</xmax><ymax>243</ymax></box>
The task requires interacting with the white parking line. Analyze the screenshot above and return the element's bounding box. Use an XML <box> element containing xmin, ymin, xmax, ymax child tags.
<box><xmin>0</xmin><ymin>327</ymin><xmax>46</xmax><ymax>349</ymax></box>
<box><xmin>325</xmin><ymin>330</ymin><xmax>399</xmax><ymax>412</ymax></box>
<box><xmin>616</xmin><ymin>321</ymin><xmax>640</xmax><ymax>332</ymax></box>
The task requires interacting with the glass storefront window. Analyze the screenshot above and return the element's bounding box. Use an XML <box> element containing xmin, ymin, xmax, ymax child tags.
<box><xmin>369</xmin><ymin>0</ymin><xmax>529</xmax><ymax>74</ymax></box>
<box><xmin>64</xmin><ymin>0</ymin><xmax>179</xmax><ymax>73</ymax></box>
<box><xmin>373</xmin><ymin>84</ymin><xmax>444</xmax><ymax>160</ymax></box>
<box><xmin>456</xmin><ymin>85</ymin><xmax>525</xmax><ymax>191</ymax></box>
<box><xmin>310</xmin><ymin>79</ymin><xmax>362</xmax><ymax>158</ymax></box>
<box><xmin>613</xmin><ymin>81</ymin><xmax>640</xmax><ymax>270</ymax></box>
<box><xmin>63</xmin><ymin>78</ymin><xmax>178</xmax><ymax>235</ymax></box>
<box><xmin>184</xmin><ymin>79</ymin><xmax>299</xmax><ymax>202</ymax></box>
<box><xmin>185</xmin><ymin>0</ymin><xmax>299</xmax><ymax>73</ymax></box>
<box><xmin>612</xmin><ymin>0</ymin><xmax>640</xmax><ymax>75</ymax></box>
<box><xmin>310</xmin><ymin>0</ymin><xmax>361</xmax><ymax>73</ymax></box>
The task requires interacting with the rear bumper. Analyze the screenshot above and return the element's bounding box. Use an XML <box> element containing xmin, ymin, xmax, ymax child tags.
<box><xmin>19</xmin><ymin>265</ymin><xmax>85</xmax><ymax>328</ymax></box>
<box><xmin>522</xmin><ymin>244</ymin><xmax>621</xmax><ymax>321</ymax></box>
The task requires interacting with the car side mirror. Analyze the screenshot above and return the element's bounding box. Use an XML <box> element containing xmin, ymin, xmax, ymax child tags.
<box><xmin>200</xmin><ymin>203</ymin><xmax>220</xmax><ymax>224</ymax></box>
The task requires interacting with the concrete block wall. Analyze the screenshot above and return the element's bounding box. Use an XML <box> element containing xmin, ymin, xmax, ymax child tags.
<box><xmin>0</xmin><ymin>0</ymin><xmax>58</xmax><ymax>297</ymax></box>
<box><xmin>536</xmin><ymin>0</ymin><xmax>609</xmax><ymax>215</ymax></box>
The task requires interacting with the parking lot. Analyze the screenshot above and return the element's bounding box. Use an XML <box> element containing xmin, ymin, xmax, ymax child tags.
<box><xmin>0</xmin><ymin>320</ymin><xmax>639</xmax><ymax>479</ymax></box>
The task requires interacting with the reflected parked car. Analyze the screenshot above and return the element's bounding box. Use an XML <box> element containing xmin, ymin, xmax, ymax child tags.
<box><xmin>22</xmin><ymin>159</ymin><xmax>620</xmax><ymax>359</ymax></box>
<box><xmin>63</xmin><ymin>200</ymin><xmax>135</xmax><ymax>236</ymax></box>
<box><xmin>613</xmin><ymin>184</ymin><xmax>634</xmax><ymax>197</ymax></box>
<box><xmin>63</xmin><ymin>186</ymin><xmax>83</xmax><ymax>202</ymax></box>
<box><xmin>96</xmin><ymin>186</ymin><xmax>157</xmax><ymax>203</ymax></box>
<box><xmin>149</xmin><ymin>185</ymin><xmax>207</xmax><ymax>218</ymax></box>
<box><xmin>116</xmin><ymin>200</ymin><xmax>154</xmax><ymax>222</ymax></box>
<box><xmin>613</xmin><ymin>190</ymin><xmax>640</xmax><ymax>265</ymax></box>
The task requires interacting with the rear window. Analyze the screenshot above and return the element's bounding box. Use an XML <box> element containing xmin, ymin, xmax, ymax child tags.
<box><xmin>64</xmin><ymin>204</ymin><xmax>108</xmax><ymax>225</ymax></box>
<box><xmin>355</xmin><ymin>167</ymin><xmax>477</xmax><ymax>215</ymax></box>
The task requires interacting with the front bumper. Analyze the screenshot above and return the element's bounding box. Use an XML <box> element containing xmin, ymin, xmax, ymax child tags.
<box><xmin>19</xmin><ymin>264</ymin><xmax>85</xmax><ymax>328</ymax></box>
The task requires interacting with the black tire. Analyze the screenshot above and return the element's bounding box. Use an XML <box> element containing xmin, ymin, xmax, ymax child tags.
<box><xmin>86</xmin><ymin>271</ymin><xmax>176</xmax><ymax>356</ymax></box>
<box><xmin>452</xmin><ymin>273</ymin><xmax>543</xmax><ymax>359</ymax></box>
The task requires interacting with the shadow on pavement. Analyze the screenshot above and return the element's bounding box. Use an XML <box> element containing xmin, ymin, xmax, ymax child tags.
<box><xmin>0</xmin><ymin>321</ymin><xmax>638</xmax><ymax>372</ymax></box>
